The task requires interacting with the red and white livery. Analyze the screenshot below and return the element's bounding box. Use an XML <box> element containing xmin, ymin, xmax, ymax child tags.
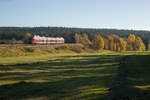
<box><xmin>32</xmin><ymin>35</ymin><xmax>64</xmax><ymax>44</ymax></box>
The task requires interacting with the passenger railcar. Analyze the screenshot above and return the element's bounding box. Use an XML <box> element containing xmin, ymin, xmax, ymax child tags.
<box><xmin>32</xmin><ymin>35</ymin><xmax>64</xmax><ymax>44</ymax></box>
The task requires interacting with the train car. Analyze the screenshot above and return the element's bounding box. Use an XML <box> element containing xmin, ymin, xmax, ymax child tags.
<box><xmin>32</xmin><ymin>35</ymin><xmax>64</xmax><ymax>45</ymax></box>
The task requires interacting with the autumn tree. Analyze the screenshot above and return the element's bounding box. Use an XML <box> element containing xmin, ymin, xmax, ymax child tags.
<box><xmin>126</xmin><ymin>44</ymin><xmax>133</xmax><ymax>51</ymax></box>
<box><xmin>75</xmin><ymin>33</ymin><xmax>80</xmax><ymax>43</ymax></box>
<box><xmin>148</xmin><ymin>43</ymin><xmax>150</xmax><ymax>51</ymax></box>
<box><xmin>111</xmin><ymin>34</ymin><xmax>121</xmax><ymax>51</ymax></box>
<box><xmin>126</xmin><ymin>34</ymin><xmax>137</xmax><ymax>51</ymax></box>
<box><xmin>104</xmin><ymin>38</ymin><xmax>109</xmax><ymax>50</ymax></box>
<box><xmin>104</xmin><ymin>35</ymin><xmax>114</xmax><ymax>51</ymax></box>
<box><xmin>119</xmin><ymin>38</ymin><xmax>127</xmax><ymax>51</ymax></box>
<box><xmin>128</xmin><ymin>34</ymin><xmax>136</xmax><ymax>42</ymax></box>
<box><xmin>113</xmin><ymin>43</ymin><xmax>117</xmax><ymax>51</ymax></box>
<box><xmin>24</xmin><ymin>33</ymin><xmax>32</xmax><ymax>44</ymax></box>
<box><xmin>135</xmin><ymin>37</ymin><xmax>146</xmax><ymax>51</ymax></box>
<box><xmin>80</xmin><ymin>34</ymin><xmax>92</xmax><ymax>47</ymax></box>
<box><xmin>93</xmin><ymin>34</ymin><xmax>104</xmax><ymax>50</ymax></box>
<box><xmin>116</xmin><ymin>43</ymin><xmax>121</xmax><ymax>51</ymax></box>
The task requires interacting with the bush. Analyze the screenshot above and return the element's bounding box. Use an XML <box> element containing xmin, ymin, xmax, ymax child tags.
<box><xmin>24</xmin><ymin>47</ymin><xmax>34</xmax><ymax>52</ymax></box>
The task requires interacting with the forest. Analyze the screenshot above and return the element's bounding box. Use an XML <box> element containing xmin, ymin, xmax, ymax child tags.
<box><xmin>0</xmin><ymin>27</ymin><xmax>150</xmax><ymax>50</ymax></box>
<box><xmin>75</xmin><ymin>33</ymin><xmax>146</xmax><ymax>51</ymax></box>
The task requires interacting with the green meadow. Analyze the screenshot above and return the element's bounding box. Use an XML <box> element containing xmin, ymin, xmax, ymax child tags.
<box><xmin>0</xmin><ymin>52</ymin><xmax>150</xmax><ymax>100</ymax></box>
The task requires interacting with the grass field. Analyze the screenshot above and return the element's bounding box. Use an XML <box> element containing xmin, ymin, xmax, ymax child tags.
<box><xmin>125</xmin><ymin>56</ymin><xmax>150</xmax><ymax>99</ymax></box>
<box><xmin>0</xmin><ymin>52</ymin><xmax>150</xmax><ymax>100</ymax></box>
<box><xmin>0</xmin><ymin>53</ymin><xmax>121</xmax><ymax>100</ymax></box>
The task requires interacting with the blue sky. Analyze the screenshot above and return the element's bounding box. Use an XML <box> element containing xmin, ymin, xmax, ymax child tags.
<box><xmin>0</xmin><ymin>0</ymin><xmax>150</xmax><ymax>30</ymax></box>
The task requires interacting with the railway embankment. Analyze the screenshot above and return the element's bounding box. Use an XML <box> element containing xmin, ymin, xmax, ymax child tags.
<box><xmin>0</xmin><ymin>44</ymin><xmax>96</xmax><ymax>57</ymax></box>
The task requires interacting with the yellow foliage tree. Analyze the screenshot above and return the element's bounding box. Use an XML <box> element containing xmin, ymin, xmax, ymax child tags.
<box><xmin>113</xmin><ymin>43</ymin><xmax>117</xmax><ymax>51</ymax></box>
<box><xmin>75</xmin><ymin>33</ymin><xmax>80</xmax><ymax>43</ymax></box>
<box><xmin>24</xmin><ymin>33</ymin><xmax>32</xmax><ymax>43</ymax></box>
<box><xmin>126</xmin><ymin>44</ymin><xmax>133</xmax><ymax>51</ymax></box>
<box><xmin>127</xmin><ymin>34</ymin><xmax>137</xmax><ymax>50</ymax></box>
<box><xmin>80</xmin><ymin>34</ymin><xmax>92</xmax><ymax>47</ymax></box>
<box><xmin>148</xmin><ymin>43</ymin><xmax>150</xmax><ymax>51</ymax></box>
<box><xmin>128</xmin><ymin>34</ymin><xmax>136</xmax><ymax>42</ymax></box>
<box><xmin>119</xmin><ymin>38</ymin><xmax>127</xmax><ymax>51</ymax></box>
<box><xmin>104</xmin><ymin>38</ymin><xmax>109</xmax><ymax>50</ymax></box>
<box><xmin>135</xmin><ymin>37</ymin><xmax>146</xmax><ymax>51</ymax></box>
<box><xmin>93</xmin><ymin>34</ymin><xmax>104</xmax><ymax>50</ymax></box>
<box><xmin>104</xmin><ymin>35</ymin><xmax>114</xmax><ymax>51</ymax></box>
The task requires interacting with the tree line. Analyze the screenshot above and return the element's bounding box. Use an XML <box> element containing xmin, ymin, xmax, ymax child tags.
<box><xmin>0</xmin><ymin>27</ymin><xmax>150</xmax><ymax>50</ymax></box>
<box><xmin>75</xmin><ymin>33</ymin><xmax>146</xmax><ymax>51</ymax></box>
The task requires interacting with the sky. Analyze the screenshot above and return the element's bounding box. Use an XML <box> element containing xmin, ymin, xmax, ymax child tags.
<box><xmin>0</xmin><ymin>0</ymin><xmax>150</xmax><ymax>30</ymax></box>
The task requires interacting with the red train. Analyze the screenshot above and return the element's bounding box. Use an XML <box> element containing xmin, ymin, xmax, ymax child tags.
<box><xmin>32</xmin><ymin>35</ymin><xmax>64</xmax><ymax>44</ymax></box>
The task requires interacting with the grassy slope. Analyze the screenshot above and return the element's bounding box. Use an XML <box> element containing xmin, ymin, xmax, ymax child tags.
<box><xmin>0</xmin><ymin>54</ymin><xmax>121</xmax><ymax>100</ymax></box>
<box><xmin>1</xmin><ymin>45</ymin><xmax>150</xmax><ymax>57</ymax></box>
<box><xmin>0</xmin><ymin>44</ymin><xmax>93</xmax><ymax>57</ymax></box>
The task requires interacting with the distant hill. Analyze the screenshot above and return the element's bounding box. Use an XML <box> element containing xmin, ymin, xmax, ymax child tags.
<box><xmin>0</xmin><ymin>27</ymin><xmax>150</xmax><ymax>44</ymax></box>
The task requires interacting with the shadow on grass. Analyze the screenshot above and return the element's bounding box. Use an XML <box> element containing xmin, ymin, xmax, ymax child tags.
<box><xmin>126</xmin><ymin>55</ymin><xmax>150</xmax><ymax>100</ymax></box>
<box><xmin>0</xmin><ymin>55</ymin><xmax>121</xmax><ymax>70</ymax></box>
<box><xmin>0</xmin><ymin>55</ymin><xmax>120</xmax><ymax>82</ymax></box>
<box><xmin>0</xmin><ymin>75</ymin><xmax>111</xmax><ymax>100</ymax></box>
<box><xmin>0</xmin><ymin>55</ymin><xmax>122</xmax><ymax>100</ymax></box>
<box><xmin>107</xmin><ymin>55</ymin><xmax>150</xmax><ymax>100</ymax></box>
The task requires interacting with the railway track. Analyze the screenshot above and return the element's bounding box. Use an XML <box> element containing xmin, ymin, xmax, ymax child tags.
<box><xmin>0</xmin><ymin>43</ymin><xmax>82</xmax><ymax>47</ymax></box>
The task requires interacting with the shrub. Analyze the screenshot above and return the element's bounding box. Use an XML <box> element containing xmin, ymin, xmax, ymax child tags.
<box><xmin>24</xmin><ymin>47</ymin><xmax>34</xmax><ymax>52</ymax></box>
